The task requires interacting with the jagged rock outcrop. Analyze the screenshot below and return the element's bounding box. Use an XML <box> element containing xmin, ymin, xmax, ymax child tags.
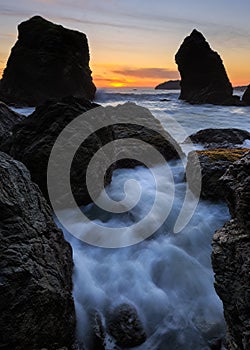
<box><xmin>212</xmin><ymin>151</ymin><xmax>250</xmax><ymax>349</ymax></box>
<box><xmin>184</xmin><ymin>128</ymin><xmax>250</xmax><ymax>149</ymax></box>
<box><xmin>0</xmin><ymin>102</ymin><xmax>24</xmax><ymax>145</ymax></box>
<box><xmin>242</xmin><ymin>85</ymin><xmax>250</xmax><ymax>105</ymax></box>
<box><xmin>0</xmin><ymin>152</ymin><xmax>75</xmax><ymax>349</ymax></box>
<box><xmin>175</xmin><ymin>29</ymin><xmax>238</xmax><ymax>105</ymax></box>
<box><xmin>0</xmin><ymin>16</ymin><xmax>96</xmax><ymax>106</ymax></box>
<box><xmin>186</xmin><ymin>148</ymin><xmax>249</xmax><ymax>200</ymax></box>
<box><xmin>0</xmin><ymin>96</ymin><xmax>108</xmax><ymax>207</ymax></box>
<box><xmin>155</xmin><ymin>80</ymin><xmax>180</xmax><ymax>90</ymax></box>
<box><xmin>107</xmin><ymin>304</ymin><xmax>147</xmax><ymax>348</ymax></box>
<box><xmin>1</xmin><ymin>99</ymin><xmax>183</xmax><ymax>208</ymax></box>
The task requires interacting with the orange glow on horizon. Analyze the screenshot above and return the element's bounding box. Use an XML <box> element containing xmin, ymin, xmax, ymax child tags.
<box><xmin>109</xmin><ymin>82</ymin><xmax>126</xmax><ymax>87</ymax></box>
<box><xmin>0</xmin><ymin>62</ymin><xmax>249</xmax><ymax>89</ymax></box>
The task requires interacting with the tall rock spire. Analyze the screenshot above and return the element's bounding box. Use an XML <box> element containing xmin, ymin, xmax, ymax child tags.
<box><xmin>0</xmin><ymin>16</ymin><xmax>96</xmax><ymax>106</ymax></box>
<box><xmin>175</xmin><ymin>29</ymin><xmax>235</xmax><ymax>105</ymax></box>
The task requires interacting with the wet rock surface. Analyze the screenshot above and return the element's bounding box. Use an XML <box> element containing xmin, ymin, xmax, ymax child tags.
<box><xmin>0</xmin><ymin>102</ymin><xmax>24</xmax><ymax>146</ymax></box>
<box><xmin>184</xmin><ymin>128</ymin><xmax>250</xmax><ymax>149</ymax></box>
<box><xmin>0</xmin><ymin>152</ymin><xmax>75</xmax><ymax>349</ymax></box>
<box><xmin>0</xmin><ymin>16</ymin><xmax>96</xmax><ymax>106</ymax></box>
<box><xmin>212</xmin><ymin>151</ymin><xmax>250</xmax><ymax>350</ymax></box>
<box><xmin>107</xmin><ymin>304</ymin><xmax>147</xmax><ymax>348</ymax></box>
<box><xmin>186</xmin><ymin>148</ymin><xmax>249</xmax><ymax>200</ymax></box>
<box><xmin>0</xmin><ymin>96</ymin><xmax>109</xmax><ymax>207</ymax></box>
<box><xmin>175</xmin><ymin>29</ymin><xmax>237</xmax><ymax>105</ymax></box>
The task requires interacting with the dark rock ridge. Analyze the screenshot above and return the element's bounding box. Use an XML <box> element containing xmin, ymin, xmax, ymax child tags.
<box><xmin>184</xmin><ymin>128</ymin><xmax>250</xmax><ymax>149</ymax></box>
<box><xmin>0</xmin><ymin>96</ymin><xmax>108</xmax><ymax>208</ymax></box>
<box><xmin>0</xmin><ymin>152</ymin><xmax>75</xmax><ymax>349</ymax></box>
<box><xmin>212</xmin><ymin>152</ymin><xmax>250</xmax><ymax>349</ymax></box>
<box><xmin>0</xmin><ymin>15</ymin><xmax>96</xmax><ymax>106</ymax></box>
<box><xmin>186</xmin><ymin>148</ymin><xmax>249</xmax><ymax>200</ymax></box>
<box><xmin>0</xmin><ymin>101</ymin><xmax>24</xmax><ymax>145</ymax></box>
<box><xmin>1</xmin><ymin>98</ymin><xmax>183</xmax><ymax>208</ymax></box>
<box><xmin>107</xmin><ymin>304</ymin><xmax>147</xmax><ymax>348</ymax></box>
<box><xmin>155</xmin><ymin>79</ymin><xmax>180</xmax><ymax>90</ymax></box>
<box><xmin>242</xmin><ymin>84</ymin><xmax>250</xmax><ymax>105</ymax></box>
<box><xmin>175</xmin><ymin>29</ymin><xmax>238</xmax><ymax>105</ymax></box>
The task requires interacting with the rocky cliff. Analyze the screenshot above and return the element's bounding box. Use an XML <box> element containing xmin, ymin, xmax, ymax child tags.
<box><xmin>175</xmin><ymin>29</ymin><xmax>237</xmax><ymax>105</ymax></box>
<box><xmin>212</xmin><ymin>152</ymin><xmax>250</xmax><ymax>349</ymax></box>
<box><xmin>0</xmin><ymin>152</ymin><xmax>76</xmax><ymax>349</ymax></box>
<box><xmin>0</xmin><ymin>16</ymin><xmax>96</xmax><ymax>106</ymax></box>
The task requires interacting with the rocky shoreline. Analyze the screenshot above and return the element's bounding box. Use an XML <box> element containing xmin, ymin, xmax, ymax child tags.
<box><xmin>0</xmin><ymin>15</ymin><xmax>249</xmax><ymax>350</ymax></box>
<box><xmin>184</xmin><ymin>130</ymin><xmax>250</xmax><ymax>349</ymax></box>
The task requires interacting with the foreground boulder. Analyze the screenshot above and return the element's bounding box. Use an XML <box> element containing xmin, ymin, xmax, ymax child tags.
<box><xmin>107</xmin><ymin>304</ymin><xmax>147</xmax><ymax>348</ymax></box>
<box><xmin>2</xmin><ymin>99</ymin><xmax>183</xmax><ymax>208</ymax></box>
<box><xmin>0</xmin><ymin>16</ymin><xmax>96</xmax><ymax>106</ymax></box>
<box><xmin>111</xmin><ymin>103</ymin><xmax>183</xmax><ymax>169</ymax></box>
<box><xmin>1</xmin><ymin>96</ymin><xmax>108</xmax><ymax>207</ymax></box>
<box><xmin>184</xmin><ymin>128</ymin><xmax>250</xmax><ymax>149</ymax></box>
<box><xmin>155</xmin><ymin>80</ymin><xmax>180</xmax><ymax>90</ymax></box>
<box><xmin>212</xmin><ymin>152</ymin><xmax>250</xmax><ymax>349</ymax></box>
<box><xmin>0</xmin><ymin>102</ymin><xmax>24</xmax><ymax>145</ymax></box>
<box><xmin>175</xmin><ymin>29</ymin><xmax>237</xmax><ymax>105</ymax></box>
<box><xmin>186</xmin><ymin>148</ymin><xmax>249</xmax><ymax>200</ymax></box>
<box><xmin>242</xmin><ymin>85</ymin><xmax>250</xmax><ymax>105</ymax></box>
<box><xmin>0</xmin><ymin>152</ymin><xmax>75</xmax><ymax>349</ymax></box>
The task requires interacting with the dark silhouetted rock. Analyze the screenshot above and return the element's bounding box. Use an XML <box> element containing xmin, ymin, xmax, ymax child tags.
<box><xmin>155</xmin><ymin>80</ymin><xmax>180</xmax><ymax>90</ymax></box>
<box><xmin>1</xmin><ymin>99</ymin><xmax>183</xmax><ymax>208</ymax></box>
<box><xmin>0</xmin><ymin>16</ymin><xmax>96</xmax><ymax>106</ymax></box>
<box><xmin>212</xmin><ymin>151</ymin><xmax>250</xmax><ymax>349</ymax></box>
<box><xmin>242</xmin><ymin>85</ymin><xmax>250</xmax><ymax>105</ymax></box>
<box><xmin>0</xmin><ymin>152</ymin><xmax>75</xmax><ymax>349</ymax></box>
<box><xmin>184</xmin><ymin>128</ymin><xmax>250</xmax><ymax>149</ymax></box>
<box><xmin>107</xmin><ymin>304</ymin><xmax>146</xmax><ymax>348</ymax></box>
<box><xmin>0</xmin><ymin>102</ymin><xmax>24</xmax><ymax>146</ymax></box>
<box><xmin>186</xmin><ymin>148</ymin><xmax>249</xmax><ymax>200</ymax></box>
<box><xmin>0</xmin><ymin>96</ymin><xmax>108</xmax><ymax>208</ymax></box>
<box><xmin>175</xmin><ymin>29</ymin><xmax>238</xmax><ymax>105</ymax></box>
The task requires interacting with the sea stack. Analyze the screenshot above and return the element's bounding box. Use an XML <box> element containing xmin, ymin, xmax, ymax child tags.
<box><xmin>175</xmin><ymin>29</ymin><xmax>235</xmax><ymax>105</ymax></box>
<box><xmin>0</xmin><ymin>16</ymin><xmax>96</xmax><ymax>106</ymax></box>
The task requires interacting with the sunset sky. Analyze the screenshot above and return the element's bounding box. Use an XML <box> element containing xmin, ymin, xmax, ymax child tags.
<box><xmin>0</xmin><ymin>0</ymin><xmax>250</xmax><ymax>88</ymax></box>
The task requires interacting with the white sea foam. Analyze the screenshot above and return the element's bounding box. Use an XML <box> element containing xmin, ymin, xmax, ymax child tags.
<box><xmin>57</xmin><ymin>88</ymin><xmax>250</xmax><ymax>349</ymax></box>
<box><xmin>60</xmin><ymin>163</ymin><xmax>229</xmax><ymax>349</ymax></box>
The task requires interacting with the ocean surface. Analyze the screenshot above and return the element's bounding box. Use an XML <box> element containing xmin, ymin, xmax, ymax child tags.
<box><xmin>15</xmin><ymin>88</ymin><xmax>250</xmax><ymax>349</ymax></box>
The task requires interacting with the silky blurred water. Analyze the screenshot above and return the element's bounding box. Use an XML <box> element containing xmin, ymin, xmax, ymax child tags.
<box><xmin>15</xmin><ymin>89</ymin><xmax>250</xmax><ymax>350</ymax></box>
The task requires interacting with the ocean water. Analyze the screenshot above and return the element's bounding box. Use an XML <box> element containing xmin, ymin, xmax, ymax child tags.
<box><xmin>15</xmin><ymin>89</ymin><xmax>250</xmax><ymax>349</ymax></box>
